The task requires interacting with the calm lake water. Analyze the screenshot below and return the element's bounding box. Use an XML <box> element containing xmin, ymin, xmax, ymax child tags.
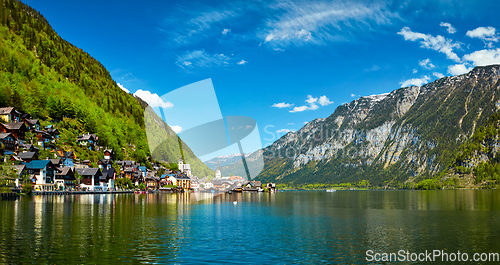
<box><xmin>1</xmin><ymin>190</ymin><xmax>500</xmax><ymax>264</ymax></box>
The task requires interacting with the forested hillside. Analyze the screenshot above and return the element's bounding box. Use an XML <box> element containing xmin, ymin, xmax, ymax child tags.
<box><xmin>0</xmin><ymin>0</ymin><xmax>213</xmax><ymax>176</ymax></box>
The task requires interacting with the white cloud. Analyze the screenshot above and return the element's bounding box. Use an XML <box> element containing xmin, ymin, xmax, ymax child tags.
<box><xmin>273</xmin><ymin>47</ymin><xmax>285</xmax><ymax>52</ymax></box>
<box><xmin>176</xmin><ymin>50</ymin><xmax>230</xmax><ymax>69</ymax></box>
<box><xmin>117</xmin><ymin>83</ymin><xmax>129</xmax><ymax>93</ymax></box>
<box><xmin>289</xmin><ymin>95</ymin><xmax>332</xmax><ymax>113</ymax></box>
<box><xmin>462</xmin><ymin>48</ymin><xmax>500</xmax><ymax>66</ymax></box>
<box><xmin>466</xmin><ymin>26</ymin><xmax>498</xmax><ymax>47</ymax></box>
<box><xmin>162</xmin><ymin>9</ymin><xmax>237</xmax><ymax>46</ymax></box>
<box><xmin>413</xmin><ymin>69</ymin><xmax>418</xmax><ymax>74</ymax></box>
<box><xmin>133</xmin><ymin>89</ymin><xmax>174</xmax><ymax>109</ymax></box>
<box><xmin>419</xmin><ymin>58</ymin><xmax>435</xmax><ymax>69</ymax></box>
<box><xmin>318</xmin><ymin>95</ymin><xmax>333</xmax><ymax>106</ymax></box>
<box><xmin>170</xmin><ymin>125</ymin><xmax>182</xmax><ymax>134</ymax></box>
<box><xmin>287</xmin><ymin>122</ymin><xmax>294</xmax><ymax>125</ymax></box>
<box><xmin>364</xmin><ymin>65</ymin><xmax>381</xmax><ymax>72</ymax></box>
<box><xmin>433</xmin><ymin>72</ymin><xmax>445</xmax><ymax>78</ymax></box>
<box><xmin>288</xmin><ymin>94</ymin><xmax>334</xmax><ymax>113</ymax></box>
<box><xmin>350</xmin><ymin>94</ymin><xmax>356</xmax><ymax>97</ymax></box>
<box><xmin>260</xmin><ymin>1</ymin><xmax>398</xmax><ymax>47</ymax></box>
<box><xmin>222</xmin><ymin>28</ymin><xmax>231</xmax><ymax>35</ymax></box>
<box><xmin>289</xmin><ymin>106</ymin><xmax>308</xmax><ymax>113</ymax></box>
<box><xmin>237</xmin><ymin>59</ymin><xmax>248</xmax><ymax>65</ymax></box>
<box><xmin>272</xmin><ymin>102</ymin><xmax>293</xmax><ymax>108</ymax></box>
<box><xmin>398</xmin><ymin>27</ymin><xmax>461</xmax><ymax>62</ymax></box>
<box><xmin>276</xmin><ymin>128</ymin><xmax>294</xmax><ymax>134</ymax></box>
<box><xmin>440</xmin><ymin>22</ymin><xmax>456</xmax><ymax>34</ymax></box>
<box><xmin>447</xmin><ymin>64</ymin><xmax>472</xmax><ymax>76</ymax></box>
<box><xmin>305</xmin><ymin>95</ymin><xmax>317</xmax><ymax>104</ymax></box>
<box><xmin>400</xmin><ymin>75</ymin><xmax>431</xmax><ymax>87</ymax></box>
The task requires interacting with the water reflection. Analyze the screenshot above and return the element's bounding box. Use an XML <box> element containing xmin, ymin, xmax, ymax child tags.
<box><xmin>0</xmin><ymin>190</ymin><xmax>499</xmax><ymax>264</ymax></box>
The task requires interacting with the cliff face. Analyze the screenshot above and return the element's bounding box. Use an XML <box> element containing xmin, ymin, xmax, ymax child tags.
<box><xmin>257</xmin><ymin>65</ymin><xmax>500</xmax><ymax>186</ymax></box>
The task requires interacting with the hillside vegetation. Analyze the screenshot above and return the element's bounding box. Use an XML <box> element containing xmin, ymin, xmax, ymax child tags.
<box><xmin>0</xmin><ymin>0</ymin><xmax>213</xmax><ymax>176</ymax></box>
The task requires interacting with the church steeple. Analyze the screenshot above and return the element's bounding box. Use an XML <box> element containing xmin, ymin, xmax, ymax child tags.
<box><xmin>215</xmin><ymin>157</ymin><xmax>221</xmax><ymax>178</ymax></box>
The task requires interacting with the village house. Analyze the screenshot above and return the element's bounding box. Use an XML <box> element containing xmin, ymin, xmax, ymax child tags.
<box><xmin>55</xmin><ymin>150</ymin><xmax>74</xmax><ymax>167</ymax></box>
<box><xmin>0</xmin><ymin>132</ymin><xmax>17</xmax><ymax>155</ymax></box>
<box><xmin>23</xmin><ymin>118</ymin><xmax>40</xmax><ymax>131</ymax></box>
<box><xmin>76</xmin><ymin>168</ymin><xmax>102</xmax><ymax>191</ymax></box>
<box><xmin>1</xmin><ymin>121</ymin><xmax>28</xmax><ymax>145</ymax></box>
<box><xmin>100</xmin><ymin>168</ymin><xmax>116</xmax><ymax>191</ymax></box>
<box><xmin>167</xmin><ymin>173</ymin><xmax>192</xmax><ymax>190</ymax></box>
<box><xmin>46</xmin><ymin>127</ymin><xmax>60</xmax><ymax>141</ymax></box>
<box><xmin>103</xmin><ymin>149</ymin><xmax>113</xmax><ymax>160</ymax></box>
<box><xmin>0</xmin><ymin>107</ymin><xmax>20</xmax><ymax>123</ymax></box>
<box><xmin>145</xmin><ymin>175</ymin><xmax>159</xmax><ymax>189</ymax></box>
<box><xmin>77</xmin><ymin>133</ymin><xmax>97</xmax><ymax>150</ymax></box>
<box><xmin>97</xmin><ymin>159</ymin><xmax>112</xmax><ymax>170</ymax></box>
<box><xmin>20</xmin><ymin>143</ymin><xmax>40</xmax><ymax>153</ymax></box>
<box><xmin>25</xmin><ymin>160</ymin><xmax>59</xmax><ymax>191</ymax></box>
<box><xmin>55</xmin><ymin>167</ymin><xmax>75</xmax><ymax>190</ymax></box>
<box><xmin>33</xmin><ymin>130</ymin><xmax>53</xmax><ymax>149</ymax></box>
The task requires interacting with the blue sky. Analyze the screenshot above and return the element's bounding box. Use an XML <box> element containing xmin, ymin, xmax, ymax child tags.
<box><xmin>23</xmin><ymin>0</ymin><xmax>500</xmax><ymax>159</ymax></box>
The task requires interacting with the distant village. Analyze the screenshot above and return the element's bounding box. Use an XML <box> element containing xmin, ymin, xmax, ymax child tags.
<box><xmin>0</xmin><ymin>107</ymin><xmax>276</xmax><ymax>194</ymax></box>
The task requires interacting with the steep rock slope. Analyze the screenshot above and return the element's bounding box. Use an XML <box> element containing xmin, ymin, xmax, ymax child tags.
<box><xmin>257</xmin><ymin>65</ymin><xmax>500</xmax><ymax>186</ymax></box>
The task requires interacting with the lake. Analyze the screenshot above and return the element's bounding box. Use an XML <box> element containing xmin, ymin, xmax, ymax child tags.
<box><xmin>1</xmin><ymin>190</ymin><xmax>500</xmax><ymax>264</ymax></box>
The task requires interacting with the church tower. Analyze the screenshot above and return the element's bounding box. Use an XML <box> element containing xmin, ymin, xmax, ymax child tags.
<box><xmin>178</xmin><ymin>156</ymin><xmax>183</xmax><ymax>173</ymax></box>
<box><xmin>215</xmin><ymin>157</ymin><xmax>221</xmax><ymax>179</ymax></box>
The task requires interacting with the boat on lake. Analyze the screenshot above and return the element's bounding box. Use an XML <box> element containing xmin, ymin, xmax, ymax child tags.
<box><xmin>326</xmin><ymin>189</ymin><xmax>336</xmax><ymax>192</ymax></box>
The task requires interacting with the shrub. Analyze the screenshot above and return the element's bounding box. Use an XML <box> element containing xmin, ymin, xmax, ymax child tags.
<box><xmin>22</xmin><ymin>183</ymin><xmax>33</xmax><ymax>194</ymax></box>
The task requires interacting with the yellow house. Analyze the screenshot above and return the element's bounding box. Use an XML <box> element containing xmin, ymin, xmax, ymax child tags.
<box><xmin>0</xmin><ymin>107</ymin><xmax>18</xmax><ymax>123</ymax></box>
<box><xmin>167</xmin><ymin>174</ymin><xmax>191</xmax><ymax>190</ymax></box>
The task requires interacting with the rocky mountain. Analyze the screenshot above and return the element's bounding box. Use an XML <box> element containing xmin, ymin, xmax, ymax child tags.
<box><xmin>204</xmin><ymin>153</ymin><xmax>248</xmax><ymax>171</ymax></box>
<box><xmin>256</xmin><ymin>65</ymin><xmax>500</xmax><ymax>186</ymax></box>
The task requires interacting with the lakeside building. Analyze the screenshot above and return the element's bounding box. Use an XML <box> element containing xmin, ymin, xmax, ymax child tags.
<box><xmin>55</xmin><ymin>167</ymin><xmax>75</xmax><ymax>190</ymax></box>
<box><xmin>178</xmin><ymin>157</ymin><xmax>192</xmax><ymax>176</ymax></box>
<box><xmin>25</xmin><ymin>160</ymin><xmax>59</xmax><ymax>191</ymax></box>
<box><xmin>0</xmin><ymin>106</ymin><xmax>198</xmax><ymax>193</ymax></box>
<box><xmin>76</xmin><ymin>168</ymin><xmax>102</xmax><ymax>191</ymax></box>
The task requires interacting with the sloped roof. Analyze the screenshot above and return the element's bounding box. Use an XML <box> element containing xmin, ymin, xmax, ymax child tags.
<box><xmin>56</xmin><ymin>167</ymin><xmax>73</xmax><ymax>176</ymax></box>
<box><xmin>50</xmin><ymin>159</ymin><xmax>62</xmax><ymax>165</ymax></box>
<box><xmin>0</xmin><ymin>132</ymin><xmax>15</xmax><ymax>140</ymax></box>
<box><xmin>25</xmin><ymin>119</ymin><xmax>39</xmax><ymax>125</ymax></box>
<box><xmin>9</xmin><ymin>164</ymin><xmax>26</xmax><ymax>176</ymax></box>
<box><xmin>5</xmin><ymin>122</ymin><xmax>26</xmax><ymax>130</ymax></box>
<box><xmin>76</xmin><ymin>168</ymin><xmax>101</xmax><ymax>177</ymax></box>
<box><xmin>98</xmin><ymin>159</ymin><xmax>112</xmax><ymax>164</ymax></box>
<box><xmin>0</xmin><ymin>107</ymin><xmax>14</xmax><ymax>115</ymax></box>
<box><xmin>34</xmin><ymin>130</ymin><xmax>52</xmax><ymax>137</ymax></box>
<box><xmin>19</xmin><ymin>152</ymin><xmax>37</xmax><ymax>159</ymax></box>
<box><xmin>101</xmin><ymin>168</ymin><xmax>116</xmax><ymax>181</ymax></box>
<box><xmin>77</xmin><ymin>134</ymin><xmax>95</xmax><ymax>141</ymax></box>
<box><xmin>21</xmin><ymin>144</ymin><xmax>38</xmax><ymax>151</ymax></box>
<box><xmin>24</xmin><ymin>160</ymin><xmax>51</xmax><ymax>170</ymax></box>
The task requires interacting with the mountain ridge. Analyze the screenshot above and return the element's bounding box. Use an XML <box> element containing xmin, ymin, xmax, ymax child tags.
<box><xmin>256</xmin><ymin>65</ymin><xmax>500</xmax><ymax>187</ymax></box>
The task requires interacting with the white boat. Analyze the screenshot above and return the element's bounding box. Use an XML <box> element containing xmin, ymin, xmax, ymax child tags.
<box><xmin>326</xmin><ymin>189</ymin><xmax>336</xmax><ymax>192</ymax></box>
